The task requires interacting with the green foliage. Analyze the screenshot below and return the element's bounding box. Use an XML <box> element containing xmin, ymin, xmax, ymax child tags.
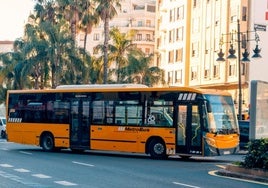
<box><xmin>241</xmin><ymin>138</ymin><xmax>268</xmax><ymax>169</ymax></box>
<box><xmin>0</xmin><ymin>0</ymin><xmax>163</xmax><ymax>93</ymax></box>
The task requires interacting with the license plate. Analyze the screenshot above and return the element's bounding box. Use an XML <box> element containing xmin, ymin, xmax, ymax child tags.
<box><xmin>223</xmin><ymin>151</ymin><xmax>231</xmax><ymax>154</ymax></box>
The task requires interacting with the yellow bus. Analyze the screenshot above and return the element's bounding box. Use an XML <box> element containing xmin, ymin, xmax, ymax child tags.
<box><xmin>6</xmin><ymin>84</ymin><xmax>239</xmax><ymax>159</ymax></box>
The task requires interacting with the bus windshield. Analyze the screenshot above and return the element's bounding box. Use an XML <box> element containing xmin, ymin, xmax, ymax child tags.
<box><xmin>205</xmin><ymin>94</ymin><xmax>239</xmax><ymax>134</ymax></box>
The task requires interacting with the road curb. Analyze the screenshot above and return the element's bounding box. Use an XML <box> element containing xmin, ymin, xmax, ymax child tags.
<box><xmin>216</xmin><ymin>164</ymin><xmax>268</xmax><ymax>183</ymax></box>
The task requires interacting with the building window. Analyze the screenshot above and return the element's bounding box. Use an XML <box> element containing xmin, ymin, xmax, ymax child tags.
<box><xmin>147</xmin><ymin>5</ymin><xmax>155</xmax><ymax>12</ymax></box>
<box><xmin>204</xmin><ymin>69</ymin><xmax>210</xmax><ymax>79</ymax></box>
<box><xmin>146</xmin><ymin>20</ymin><xmax>151</xmax><ymax>27</ymax></box>
<box><xmin>242</xmin><ymin>7</ymin><xmax>247</xmax><ymax>21</ymax></box>
<box><xmin>168</xmin><ymin>71</ymin><xmax>173</xmax><ymax>84</ymax></box>
<box><xmin>177</xmin><ymin>6</ymin><xmax>184</xmax><ymax>20</ymax></box>
<box><xmin>175</xmin><ymin>70</ymin><xmax>182</xmax><ymax>84</ymax></box>
<box><xmin>145</xmin><ymin>48</ymin><xmax>150</xmax><ymax>55</ymax></box>
<box><xmin>193</xmin><ymin>0</ymin><xmax>197</xmax><ymax>8</ymax></box>
<box><xmin>241</xmin><ymin>63</ymin><xmax>246</xmax><ymax>75</ymax></box>
<box><xmin>169</xmin><ymin>50</ymin><xmax>174</xmax><ymax>63</ymax></box>
<box><xmin>169</xmin><ymin>9</ymin><xmax>175</xmax><ymax>22</ymax></box>
<box><xmin>242</xmin><ymin>34</ymin><xmax>247</xmax><ymax>48</ymax></box>
<box><xmin>205</xmin><ymin>39</ymin><xmax>210</xmax><ymax>54</ymax></box>
<box><xmin>146</xmin><ymin>34</ymin><xmax>151</xmax><ymax>41</ymax></box>
<box><xmin>229</xmin><ymin>64</ymin><xmax>236</xmax><ymax>76</ymax></box>
<box><xmin>176</xmin><ymin>48</ymin><xmax>183</xmax><ymax>62</ymax></box>
<box><xmin>213</xmin><ymin>65</ymin><xmax>219</xmax><ymax>78</ymax></box>
<box><xmin>191</xmin><ymin>66</ymin><xmax>198</xmax><ymax>80</ymax></box>
<box><xmin>192</xmin><ymin>42</ymin><xmax>199</xmax><ymax>57</ymax></box>
<box><xmin>137</xmin><ymin>34</ymin><xmax>142</xmax><ymax>41</ymax></box>
<box><xmin>157</xmin><ymin>38</ymin><xmax>160</xmax><ymax>48</ymax></box>
<box><xmin>169</xmin><ymin>30</ymin><xmax>174</xmax><ymax>43</ymax></box>
<box><xmin>176</xmin><ymin>27</ymin><xmax>184</xmax><ymax>41</ymax></box>
<box><xmin>193</xmin><ymin>0</ymin><xmax>200</xmax><ymax>8</ymax></box>
<box><xmin>93</xmin><ymin>33</ymin><xmax>100</xmax><ymax>41</ymax></box>
<box><xmin>138</xmin><ymin>21</ymin><xmax>143</xmax><ymax>26</ymax></box>
<box><xmin>231</xmin><ymin>15</ymin><xmax>237</xmax><ymax>23</ymax></box>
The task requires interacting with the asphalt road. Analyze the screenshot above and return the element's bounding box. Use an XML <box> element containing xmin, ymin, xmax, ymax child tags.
<box><xmin>0</xmin><ymin>139</ymin><xmax>267</xmax><ymax>188</ymax></box>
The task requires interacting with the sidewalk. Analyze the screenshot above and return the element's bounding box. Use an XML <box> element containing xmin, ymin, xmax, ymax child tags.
<box><xmin>216</xmin><ymin>164</ymin><xmax>268</xmax><ymax>183</ymax></box>
<box><xmin>214</xmin><ymin>151</ymin><xmax>268</xmax><ymax>183</ymax></box>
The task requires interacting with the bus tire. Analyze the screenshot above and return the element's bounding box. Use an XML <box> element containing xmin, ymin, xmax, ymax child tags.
<box><xmin>148</xmin><ymin>139</ymin><xmax>167</xmax><ymax>159</ymax></box>
<box><xmin>41</xmin><ymin>133</ymin><xmax>54</xmax><ymax>151</ymax></box>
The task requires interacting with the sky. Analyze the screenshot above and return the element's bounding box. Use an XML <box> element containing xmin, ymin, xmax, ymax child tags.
<box><xmin>0</xmin><ymin>0</ymin><xmax>35</xmax><ymax>41</ymax></box>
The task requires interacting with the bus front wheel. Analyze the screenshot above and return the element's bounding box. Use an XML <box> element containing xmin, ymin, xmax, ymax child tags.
<box><xmin>148</xmin><ymin>139</ymin><xmax>167</xmax><ymax>159</ymax></box>
<box><xmin>41</xmin><ymin>133</ymin><xmax>54</xmax><ymax>151</ymax></box>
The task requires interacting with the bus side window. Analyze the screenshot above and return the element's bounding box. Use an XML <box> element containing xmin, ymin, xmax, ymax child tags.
<box><xmin>115</xmin><ymin>100</ymin><xmax>142</xmax><ymax>126</ymax></box>
<box><xmin>146</xmin><ymin>106</ymin><xmax>173</xmax><ymax>127</ymax></box>
<box><xmin>92</xmin><ymin>101</ymin><xmax>105</xmax><ymax>124</ymax></box>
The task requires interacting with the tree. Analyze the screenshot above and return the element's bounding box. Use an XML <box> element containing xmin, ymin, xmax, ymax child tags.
<box><xmin>0</xmin><ymin>39</ymin><xmax>32</xmax><ymax>90</ymax></box>
<box><xmin>78</xmin><ymin>1</ymin><xmax>99</xmax><ymax>52</ymax></box>
<box><xmin>31</xmin><ymin>0</ymin><xmax>91</xmax><ymax>88</ymax></box>
<box><xmin>0</xmin><ymin>0</ymin><xmax>93</xmax><ymax>90</ymax></box>
<box><xmin>108</xmin><ymin>27</ymin><xmax>136</xmax><ymax>83</ymax></box>
<box><xmin>126</xmin><ymin>51</ymin><xmax>165</xmax><ymax>86</ymax></box>
<box><xmin>94</xmin><ymin>0</ymin><xmax>121</xmax><ymax>84</ymax></box>
<box><xmin>57</xmin><ymin>0</ymin><xmax>81</xmax><ymax>42</ymax></box>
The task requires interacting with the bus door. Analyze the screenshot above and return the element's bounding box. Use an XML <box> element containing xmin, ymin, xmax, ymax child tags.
<box><xmin>70</xmin><ymin>99</ymin><xmax>90</xmax><ymax>149</ymax></box>
<box><xmin>176</xmin><ymin>104</ymin><xmax>202</xmax><ymax>155</ymax></box>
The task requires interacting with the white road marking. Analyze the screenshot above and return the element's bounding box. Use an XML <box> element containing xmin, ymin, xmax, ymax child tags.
<box><xmin>19</xmin><ymin>151</ymin><xmax>32</xmax><ymax>155</ymax></box>
<box><xmin>0</xmin><ymin>170</ymin><xmax>43</xmax><ymax>187</ymax></box>
<box><xmin>1</xmin><ymin>163</ymin><xmax>78</xmax><ymax>187</ymax></box>
<box><xmin>72</xmin><ymin>161</ymin><xmax>94</xmax><ymax>167</ymax></box>
<box><xmin>32</xmin><ymin>173</ymin><xmax>51</xmax><ymax>178</ymax></box>
<box><xmin>172</xmin><ymin>181</ymin><xmax>201</xmax><ymax>188</ymax></box>
<box><xmin>55</xmin><ymin>180</ymin><xmax>78</xmax><ymax>186</ymax></box>
<box><xmin>0</xmin><ymin>164</ymin><xmax>13</xmax><ymax>168</ymax></box>
<box><xmin>14</xmin><ymin>168</ymin><xmax>30</xmax><ymax>173</ymax></box>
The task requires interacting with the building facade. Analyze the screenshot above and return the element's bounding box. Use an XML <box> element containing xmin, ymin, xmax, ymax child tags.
<box><xmin>155</xmin><ymin>0</ymin><xmax>251</xmax><ymax>115</ymax></box>
<box><xmin>77</xmin><ymin>0</ymin><xmax>156</xmax><ymax>56</ymax></box>
<box><xmin>249</xmin><ymin>0</ymin><xmax>268</xmax><ymax>83</ymax></box>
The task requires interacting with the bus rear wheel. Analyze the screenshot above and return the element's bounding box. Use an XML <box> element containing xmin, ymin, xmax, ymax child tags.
<box><xmin>41</xmin><ymin>133</ymin><xmax>54</xmax><ymax>151</ymax></box>
<box><xmin>148</xmin><ymin>139</ymin><xmax>167</xmax><ymax>159</ymax></box>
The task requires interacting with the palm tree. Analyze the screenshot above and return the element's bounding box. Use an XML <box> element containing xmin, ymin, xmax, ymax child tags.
<box><xmin>33</xmin><ymin>0</ymin><xmax>90</xmax><ymax>88</ymax></box>
<box><xmin>108</xmin><ymin>27</ymin><xmax>137</xmax><ymax>83</ymax></box>
<box><xmin>57</xmin><ymin>0</ymin><xmax>81</xmax><ymax>42</ymax></box>
<box><xmin>0</xmin><ymin>39</ymin><xmax>31</xmax><ymax>89</ymax></box>
<box><xmin>94</xmin><ymin>0</ymin><xmax>121</xmax><ymax>84</ymax></box>
<box><xmin>126</xmin><ymin>51</ymin><xmax>165</xmax><ymax>86</ymax></box>
<box><xmin>0</xmin><ymin>0</ymin><xmax>93</xmax><ymax>90</ymax></box>
<box><xmin>78</xmin><ymin>1</ymin><xmax>99</xmax><ymax>52</ymax></box>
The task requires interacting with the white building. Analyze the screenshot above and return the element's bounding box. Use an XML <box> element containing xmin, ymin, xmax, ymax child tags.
<box><xmin>249</xmin><ymin>0</ymin><xmax>268</xmax><ymax>82</ymax></box>
<box><xmin>156</xmin><ymin>0</ymin><xmax>251</xmax><ymax>116</ymax></box>
<box><xmin>77</xmin><ymin>0</ymin><xmax>156</xmax><ymax>56</ymax></box>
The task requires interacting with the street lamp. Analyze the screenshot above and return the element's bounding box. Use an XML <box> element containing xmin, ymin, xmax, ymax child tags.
<box><xmin>216</xmin><ymin>19</ymin><xmax>261</xmax><ymax>121</ymax></box>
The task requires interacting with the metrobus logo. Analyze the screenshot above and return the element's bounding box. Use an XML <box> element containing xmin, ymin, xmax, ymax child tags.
<box><xmin>118</xmin><ymin>126</ymin><xmax>149</xmax><ymax>132</ymax></box>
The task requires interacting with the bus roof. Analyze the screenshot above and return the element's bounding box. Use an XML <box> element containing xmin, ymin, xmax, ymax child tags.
<box><xmin>7</xmin><ymin>85</ymin><xmax>231</xmax><ymax>96</ymax></box>
<box><xmin>198</xmin><ymin>89</ymin><xmax>232</xmax><ymax>96</ymax></box>
<box><xmin>56</xmin><ymin>84</ymin><xmax>149</xmax><ymax>89</ymax></box>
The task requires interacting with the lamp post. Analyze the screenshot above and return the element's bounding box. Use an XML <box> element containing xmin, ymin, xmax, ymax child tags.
<box><xmin>216</xmin><ymin>19</ymin><xmax>261</xmax><ymax>121</ymax></box>
<box><xmin>237</xmin><ymin>20</ymin><xmax>242</xmax><ymax>121</ymax></box>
